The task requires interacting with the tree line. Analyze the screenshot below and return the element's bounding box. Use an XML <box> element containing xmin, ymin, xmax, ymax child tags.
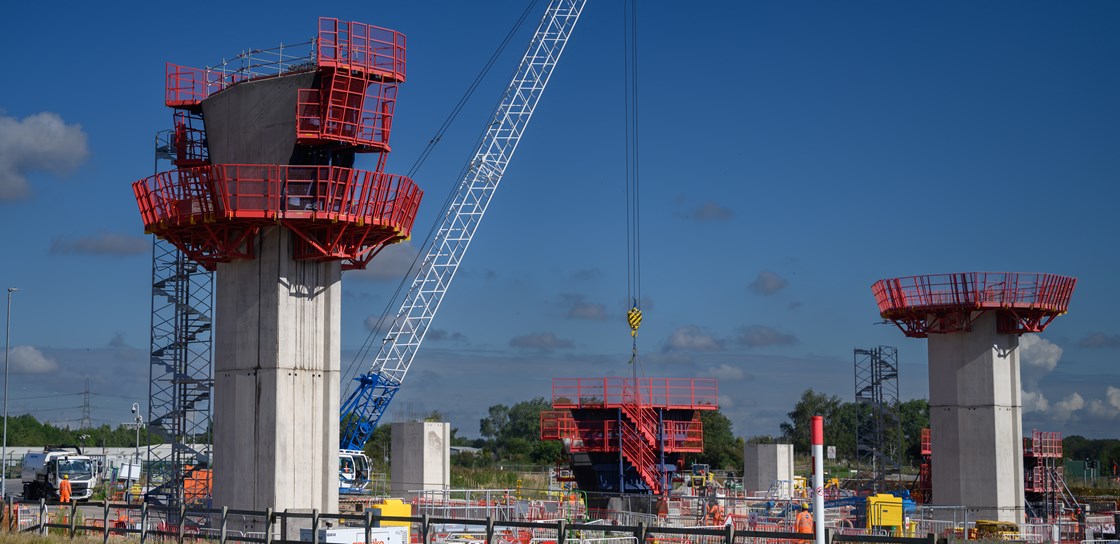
<box><xmin>362</xmin><ymin>389</ymin><xmax>1120</xmax><ymax>473</ymax></box>
<box><xmin>2</xmin><ymin>414</ymin><xmax>152</xmax><ymax>449</ymax></box>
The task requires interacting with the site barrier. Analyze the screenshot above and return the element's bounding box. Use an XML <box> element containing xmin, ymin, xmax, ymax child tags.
<box><xmin>0</xmin><ymin>496</ymin><xmax>936</xmax><ymax>544</ymax></box>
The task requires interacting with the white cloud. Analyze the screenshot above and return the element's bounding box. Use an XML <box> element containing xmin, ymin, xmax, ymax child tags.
<box><xmin>736</xmin><ymin>325</ymin><xmax>797</xmax><ymax>348</ymax></box>
<box><xmin>509</xmin><ymin>332</ymin><xmax>573</xmax><ymax>352</ymax></box>
<box><xmin>51</xmin><ymin>233</ymin><xmax>149</xmax><ymax>256</ymax></box>
<box><xmin>749</xmin><ymin>271</ymin><xmax>788</xmax><ymax>295</ymax></box>
<box><xmin>8</xmin><ymin>346</ymin><xmax>59</xmax><ymax>374</ymax></box>
<box><xmin>559</xmin><ymin>294</ymin><xmax>607</xmax><ymax>321</ymax></box>
<box><xmin>1051</xmin><ymin>393</ymin><xmax>1085</xmax><ymax>423</ymax></box>
<box><xmin>1019</xmin><ymin>334</ymin><xmax>1062</xmax><ymax>390</ymax></box>
<box><xmin>702</xmin><ymin>364</ymin><xmax>745</xmax><ymax>381</ymax></box>
<box><xmin>717</xmin><ymin>395</ymin><xmax>735</xmax><ymax>409</ymax></box>
<box><xmin>1019</xmin><ymin>334</ymin><xmax>1062</xmax><ymax>373</ymax></box>
<box><xmin>0</xmin><ymin>112</ymin><xmax>89</xmax><ymax>200</ymax></box>
<box><xmin>1107</xmin><ymin>386</ymin><xmax>1120</xmax><ymax>410</ymax></box>
<box><xmin>1086</xmin><ymin>387</ymin><xmax>1120</xmax><ymax>418</ymax></box>
<box><xmin>663</xmin><ymin>326</ymin><xmax>723</xmax><ymax>352</ymax></box>
<box><xmin>1022</xmin><ymin>390</ymin><xmax>1049</xmax><ymax>413</ymax></box>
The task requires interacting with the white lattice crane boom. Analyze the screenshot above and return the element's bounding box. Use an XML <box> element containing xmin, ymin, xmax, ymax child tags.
<box><xmin>340</xmin><ymin>0</ymin><xmax>587</xmax><ymax>451</ymax></box>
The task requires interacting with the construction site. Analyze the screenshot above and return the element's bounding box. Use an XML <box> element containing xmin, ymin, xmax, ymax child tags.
<box><xmin>0</xmin><ymin>2</ymin><xmax>1114</xmax><ymax>544</ymax></box>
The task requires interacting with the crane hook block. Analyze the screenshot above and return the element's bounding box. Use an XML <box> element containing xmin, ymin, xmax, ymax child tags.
<box><xmin>627</xmin><ymin>306</ymin><xmax>643</xmax><ymax>337</ymax></box>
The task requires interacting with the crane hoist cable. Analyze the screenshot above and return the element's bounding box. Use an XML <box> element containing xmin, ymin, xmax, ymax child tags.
<box><xmin>624</xmin><ymin>0</ymin><xmax>642</xmax><ymax>367</ymax></box>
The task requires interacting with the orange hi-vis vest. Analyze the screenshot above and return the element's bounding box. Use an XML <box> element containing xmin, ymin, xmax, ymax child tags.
<box><xmin>795</xmin><ymin>511</ymin><xmax>813</xmax><ymax>534</ymax></box>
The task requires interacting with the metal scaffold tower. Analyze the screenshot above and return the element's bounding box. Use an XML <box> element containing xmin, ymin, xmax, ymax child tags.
<box><xmin>853</xmin><ymin>345</ymin><xmax>901</xmax><ymax>492</ymax></box>
<box><xmin>146</xmin><ymin>128</ymin><xmax>214</xmax><ymax>507</ymax></box>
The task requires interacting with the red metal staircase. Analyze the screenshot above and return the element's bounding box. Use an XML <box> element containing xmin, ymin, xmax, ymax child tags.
<box><xmin>541</xmin><ymin>377</ymin><xmax>718</xmax><ymax>496</ymax></box>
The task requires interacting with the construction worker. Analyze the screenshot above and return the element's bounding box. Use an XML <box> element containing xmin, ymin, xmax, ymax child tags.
<box><xmin>59</xmin><ymin>475</ymin><xmax>72</xmax><ymax>504</ymax></box>
<box><xmin>794</xmin><ymin>503</ymin><xmax>813</xmax><ymax>534</ymax></box>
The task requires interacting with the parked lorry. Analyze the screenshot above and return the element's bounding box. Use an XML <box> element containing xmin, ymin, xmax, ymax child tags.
<box><xmin>22</xmin><ymin>446</ymin><xmax>98</xmax><ymax>501</ymax></box>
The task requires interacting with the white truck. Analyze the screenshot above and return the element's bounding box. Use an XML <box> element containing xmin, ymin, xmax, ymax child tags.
<box><xmin>21</xmin><ymin>446</ymin><xmax>98</xmax><ymax>501</ymax></box>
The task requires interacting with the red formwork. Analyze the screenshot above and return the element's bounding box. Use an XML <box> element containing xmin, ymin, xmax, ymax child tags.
<box><xmin>172</xmin><ymin>111</ymin><xmax>209</xmax><ymax>167</ymax></box>
<box><xmin>871</xmin><ymin>272</ymin><xmax>1076</xmax><ymax>337</ymax></box>
<box><xmin>133</xmin><ymin>164</ymin><xmax>421</xmax><ymax>270</ymax></box>
<box><xmin>165</xmin><ymin>63</ymin><xmax>243</xmax><ymax>108</ymax></box>
<box><xmin>539</xmin><ymin>412</ymin><xmax>705</xmax><ymax>453</ymax></box>
<box><xmin>317</xmin><ymin>17</ymin><xmax>407</xmax><ymax>82</ymax></box>
<box><xmin>921</xmin><ymin>428</ymin><xmax>931</xmax><ymax>455</ymax></box>
<box><xmin>551</xmin><ymin>377</ymin><xmax>719</xmax><ymax>410</ymax></box>
<box><xmin>297</xmin><ymin>73</ymin><xmax>398</xmax><ymax>151</ymax></box>
<box><xmin>1024</xmin><ymin>430</ymin><xmax>1062</xmax><ymax>458</ymax></box>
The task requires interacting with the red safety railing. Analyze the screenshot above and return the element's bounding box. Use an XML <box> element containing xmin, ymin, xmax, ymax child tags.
<box><xmin>551</xmin><ymin>377</ymin><xmax>718</xmax><ymax>410</ymax></box>
<box><xmin>1025</xmin><ymin>430</ymin><xmax>1062</xmax><ymax>458</ymax></box>
<box><xmin>165</xmin><ymin>64</ymin><xmax>243</xmax><ymax>107</ymax></box>
<box><xmin>172</xmin><ymin>111</ymin><xmax>209</xmax><ymax>167</ymax></box>
<box><xmin>662</xmin><ymin>419</ymin><xmax>704</xmax><ymax>452</ymax></box>
<box><xmin>541</xmin><ymin>414</ymin><xmax>703</xmax><ymax>454</ymax></box>
<box><xmin>921</xmin><ymin>428</ymin><xmax>931</xmax><ymax>456</ymax></box>
<box><xmin>619</xmin><ymin>422</ymin><xmax>661</xmax><ymax>494</ymax></box>
<box><xmin>136</xmin><ymin>164</ymin><xmax>419</xmax><ymax>228</ymax></box>
<box><xmin>133</xmin><ymin>165</ymin><xmax>421</xmax><ymax>269</ymax></box>
<box><xmin>297</xmin><ymin>77</ymin><xmax>397</xmax><ymax>150</ymax></box>
<box><xmin>318</xmin><ymin>17</ymin><xmax>407</xmax><ymax>82</ymax></box>
<box><xmin>872</xmin><ymin>272</ymin><xmax>1076</xmax><ymax>314</ymax></box>
<box><xmin>872</xmin><ymin>272</ymin><xmax>1076</xmax><ymax>337</ymax></box>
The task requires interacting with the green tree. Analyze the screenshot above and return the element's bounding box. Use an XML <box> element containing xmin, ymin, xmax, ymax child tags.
<box><xmin>780</xmin><ymin>389</ymin><xmax>844</xmax><ymax>452</ymax></box>
<box><xmin>478</xmin><ymin>397</ymin><xmax>559</xmax><ymax>463</ymax></box>
<box><xmin>897</xmin><ymin>399</ymin><xmax>929</xmax><ymax>465</ymax></box>
<box><xmin>693</xmin><ymin>410</ymin><xmax>744</xmax><ymax>470</ymax></box>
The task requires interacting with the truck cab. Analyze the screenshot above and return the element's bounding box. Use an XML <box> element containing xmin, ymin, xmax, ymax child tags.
<box><xmin>22</xmin><ymin>447</ymin><xmax>98</xmax><ymax>501</ymax></box>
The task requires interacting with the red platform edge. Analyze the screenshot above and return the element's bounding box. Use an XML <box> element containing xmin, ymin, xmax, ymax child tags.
<box><xmin>871</xmin><ymin>272</ymin><xmax>1076</xmax><ymax>337</ymax></box>
<box><xmin>134</xmin><ymin>164</ymin><xmax>421</xmax><ymax>270</ymax></box>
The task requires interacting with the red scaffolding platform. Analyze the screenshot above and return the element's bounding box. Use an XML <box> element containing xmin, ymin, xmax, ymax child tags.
<box><xmin>143</xmin><ymin>17</ymin><xmax>419</xmax><ymax>271</ymax></box>
<box><xmin>134</xmin><ymin>165</ymin><xmax>420</xmax><ymax>270</ymax></box>
<box><xmin>542</xmin><ymin>377</ymin><xmax>718</xmax><ymax>496</ymax></box>
<box><xmin>871</xmin><ymin>272</ymin><xmax>1076</xmax><ymax>337</ymax></box>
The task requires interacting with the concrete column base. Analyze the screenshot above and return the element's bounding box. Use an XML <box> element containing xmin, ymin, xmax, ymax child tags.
<box><xmin>212</xmin><ymin>227</ymin><xmax>341</xmax><ymax>514</ymax></box>
<box><xmin>928</xmin><ymin>312</ymin><xmax>1024</xmax><ymax>522</ymax></box>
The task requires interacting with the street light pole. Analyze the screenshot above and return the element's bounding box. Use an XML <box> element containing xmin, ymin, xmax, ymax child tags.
<box><xmin>3</xmin><ymin>287</ymin><xmax>19</xmax><ymax>500</ymax></box>
<box><xmin>131</xmin><ymin>403</ymin><xmax>143</xmax><ymax>485</ymax></box>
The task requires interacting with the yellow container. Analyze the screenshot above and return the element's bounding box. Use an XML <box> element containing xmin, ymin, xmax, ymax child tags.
<box><xmin>865</xmin><ymin>494</ymin><xmax>903</xmax><ymax>530</ymax></box>
<box><xmin>372</xmin><ymin>499</ymin><xmax>412</xmax><ymax>543</ymax></box>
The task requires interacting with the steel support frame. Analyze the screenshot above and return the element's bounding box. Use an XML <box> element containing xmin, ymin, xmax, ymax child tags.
<box><xmin>147</xmin><ymin>236</ymin><xmax>213</xmax><ymax>508</ymax></box>
<box><xmin>853</xmin><ymin>345</ymin><xmax>902</xmax><ymax>493</ymax></box>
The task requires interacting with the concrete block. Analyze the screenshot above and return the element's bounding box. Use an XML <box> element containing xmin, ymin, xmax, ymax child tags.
<box><xmin>390</xmin><ymin>422</ymin><xmax>449</xmax><ymax>498</ymax></box>
<box><xmin>743</xmin><ymin>443</ymin><xmax>795</xmax><ymax>497</ymax></box>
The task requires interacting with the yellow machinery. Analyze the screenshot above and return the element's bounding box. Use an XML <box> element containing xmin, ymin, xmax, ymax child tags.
<box><xmin>972</xmin><ymin>520</ymin><xmax>1019</xmax><ymax>540</ymax></box>
<box><xmin>371</xmin><ymin>499</ymin><xmax>412</xmax><ymax>542</ymax></box>
<box><xmin>866</xmin><ymin>494</ymin><xmax>903</xmax><ymax>531</ymax></box>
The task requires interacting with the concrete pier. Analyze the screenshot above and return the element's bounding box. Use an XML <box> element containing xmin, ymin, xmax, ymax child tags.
<box><xmin>743</xmin><ymin>443</ymin><xmax>795</xmax><ymax>498</ymax></box>
<box><xmin>391</xmin><ymin>422</ymin><xmax>449</xmax><ymax>498</ymax></box>
<box><xmin>927</xmin><ymin>311</ymin><xmax>1024</xmax><ymax>522</ymax></box>
<box><xmin>212</xmin><ymin>227</ymin><xmax>341</xmax><ymax>512</ymax></box>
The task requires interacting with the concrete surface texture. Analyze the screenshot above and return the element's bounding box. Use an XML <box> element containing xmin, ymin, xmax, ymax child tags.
<box><xmin>743</xmin><ymin>443</ymin><xmax>794</xmax><ymax>497</ymax></box>
<box><xmin>927</xmin><ymin>311</ymin><xmax>1024</xmax><ymax>522</ymax></box>
<box><xmin>390</xmin><ymin>422</ymin><xmax>450</xmax><ymax>497</ymax></box>
<box><xmin>201</xmin><ymin>72</ymin><xmax>317</xmax><ymax>165</ymax></box>
<box><xmin>201</xmin><ymin>71</ymin><xmax>344</xmax><ymax>514</ymax></box>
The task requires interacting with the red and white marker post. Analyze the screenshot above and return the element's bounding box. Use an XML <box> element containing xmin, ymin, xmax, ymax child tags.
<box><xmin>812</xmin><ymin>415</ymin><xmax>825</xmax><ymax>544</ymax></box>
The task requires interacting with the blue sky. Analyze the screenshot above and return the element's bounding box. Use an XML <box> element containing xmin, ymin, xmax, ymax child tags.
<box><xmin>0</xmin><ymin>1</ymin><xmax>1118</xmax><ymax>442</ymax></box>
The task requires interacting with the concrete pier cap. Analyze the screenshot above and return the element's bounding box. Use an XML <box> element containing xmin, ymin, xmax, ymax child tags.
<box><xmin>871</xmin><ymin>272</ymin><xmax>1076</xmax><ymax>523</ymax></box>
